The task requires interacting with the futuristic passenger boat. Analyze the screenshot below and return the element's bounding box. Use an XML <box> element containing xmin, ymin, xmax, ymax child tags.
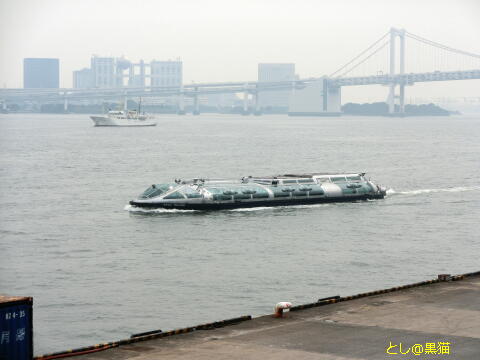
<box><xmin>129</xmin><ymin>173</ymin><xmax>387</xmax><ymax>210</ymax></box>
<box><xmin>90</xmin><ymin>110</ymin><xmax>156</xmax><ymax>127</ymax></box>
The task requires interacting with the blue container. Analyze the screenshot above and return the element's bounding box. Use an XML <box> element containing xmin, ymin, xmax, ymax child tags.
<box><xmin>0</xmin><ymin>296</ymin><xmax>33</xmax><ymax>360</ymax></box>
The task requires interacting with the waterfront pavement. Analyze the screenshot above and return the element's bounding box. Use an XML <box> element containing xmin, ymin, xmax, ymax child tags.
<box><xmin>69</xmin><ymin>274</ymin><xmax>480</xmax><ymax>360</ymax></box>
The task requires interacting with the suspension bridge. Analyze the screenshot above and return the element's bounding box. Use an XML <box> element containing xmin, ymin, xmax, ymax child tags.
<box><xmin>1</xmin><ymin>28</ymin><xmax>479</xmax><ymax>115</ymax></box>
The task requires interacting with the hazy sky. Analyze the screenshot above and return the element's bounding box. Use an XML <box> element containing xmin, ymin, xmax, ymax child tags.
<box><xmin>1</xmin><ymin>0</ymin><xmax>479</xmax><ymax>101</ymax></box>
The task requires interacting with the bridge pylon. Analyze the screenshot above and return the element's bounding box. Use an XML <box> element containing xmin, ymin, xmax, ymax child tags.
<box><xmin>253</xmin><ymin>85</ymin><xmax>262</xmax><ymax>115</ymax></box>
<box><xmin>193</xmin><ymin>87</ymin><xmax>200</xmax><ymax>115</ymax></box>
<box><xmin>177</xmin><ymin>86</ymin><xmax>185</xmax><ymax>115</ymax></box>
<box><xmin>388</xmin><ymin>27</ymin><xmax>406</xmax><ymax>115</ymax></box>
<box><xmin>242</xmin><ymin>85</ymin><xmax>250</xmax><ymax>115</ymax></box>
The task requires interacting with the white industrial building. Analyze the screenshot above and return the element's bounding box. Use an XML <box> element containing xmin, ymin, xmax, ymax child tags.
<box><xmin>258</xmin><ymin>63</ymin><xmax>295</xmax><ymax>108</ymax></box>
<box><xmin>73</xmin><ymin>68</ymin><xmax>93</xmax><ymax>89</ymax></box>
<box><xmin>90</xmin><ymin>56</ymin><xmax>116</xmax><ymax>88</ymax></box>
<box><xmin>150</xmin><ymin>60</ymin><xmax>182</xmax><ymax>87</ymax></box>
<box><xmin>288</xmin><ymin>78</ymin><xmax>341</xmax><ymax>116</ymax></box>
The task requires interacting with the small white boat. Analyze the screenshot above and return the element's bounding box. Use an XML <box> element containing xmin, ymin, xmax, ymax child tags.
<box><xmin>90</xmin><ymin>110</ymin><xmax>156</xmax><ymax>127</ymax></box>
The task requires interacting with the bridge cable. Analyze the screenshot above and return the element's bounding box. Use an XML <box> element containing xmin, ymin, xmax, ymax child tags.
<box><xmin>329</xmin><ymin>31</ymin><xmax>390</xmax><ymax>77</ymax></box>
<box><xmin>335</xmin><ymin>41</ymin><xmax>390</xmax><ymax>78</ymax></box>
<box><xmin>405</xmin><ymin>32</ymin><xmax>480</xmax><ymax>59</ymax></box>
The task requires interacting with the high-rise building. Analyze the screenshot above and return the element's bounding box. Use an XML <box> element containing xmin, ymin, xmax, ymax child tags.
<box><xmin>90</xmin><ymin>56</ymin><xmax>115</xmax><ymax>88</ymax></box>
<box><xmin>258</xmin><ymin>63</ymin><xmax>295</xmax><ymax>108</ymax></box>
<box><xmin>150</xmin><ymin>60</ymin><xmax>182</xmax><ymax>87</ymax></box>
<box><xmin>23</xmin><ymin>58</ymin><xmax>59</xmax><ymax>88</ymax></box>
<box><xmin>73</xmin><ymin>57</ymin><xmax>182</xmax><ymax>89</ymax></box>
<box><xmin>73</xmin><ymin>68</ymin><xmax>93</xmax><ymax>88</ymax></box>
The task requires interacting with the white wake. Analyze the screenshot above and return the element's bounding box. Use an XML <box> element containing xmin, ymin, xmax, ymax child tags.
<box><xmin>386</xmin><ymin>186</ymin><xmax>480</xmax><ymax>196</ymax></box>
<box><xmin>124</xmin><ymin>204</ymin><xmax>197</xmax><ymax>213</ymax></box>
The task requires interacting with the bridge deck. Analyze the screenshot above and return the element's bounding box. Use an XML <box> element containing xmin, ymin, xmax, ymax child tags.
<box><xmin>2</xmin><ymin>69</ymin><xmax>479</xmax><ymax>101</ymax></box>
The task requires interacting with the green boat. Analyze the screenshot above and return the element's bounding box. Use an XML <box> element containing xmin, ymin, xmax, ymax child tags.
<box><xmin>129</xmin><ymin>172</ymin><xmax>387</xmax><ymax>210</ymax></box>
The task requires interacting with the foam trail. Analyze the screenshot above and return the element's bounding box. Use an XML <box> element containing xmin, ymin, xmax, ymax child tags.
<box><xmin>386</xmin><ymin>188</ymin><xmax>396</xmax><ymax>195</ymax></box>
<box><xmin>124</xmin><ymin>204</ymin><xmax>197</xmax><ymax>213</ymax></box>
<box><xmin>229</xmin><ymin>203</ymin><xmax>333</xmax><ymax>212</ymax></box>
<box><xmin>388</xmin><ymin>186</ymin><xmax>479</xmax><ymax>196</ymax></box>
<box><xmin>229</xmin><ymin>206</ymin><xmax>273</xmax><ymax>212</ymax></box>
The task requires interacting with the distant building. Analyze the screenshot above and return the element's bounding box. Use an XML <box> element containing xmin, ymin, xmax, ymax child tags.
<box><xmin>150</xmin><ymin>60</ymin><xmax>182</xmax><ymax>87</ymax></box>
<box><xmin>288</xmin><ymin>78</ymin><xmax>341</xmax><ymax>116</ymax></box>
<box><xmin>73</xmin><ymin>68</ymin><xmax>93</xmax><ymax>89</ymax></box>
<box><xmin>23</xmin><ymin>58</ymin><xmax>59</xmax><ymax>88</ymax></box>
<box><xmin>73</xmin><ymin>57</ymin><xmax>182</xmax><ymax>88</ymax></box>
<box><xmin>258</xmin><ymin>63</ymin><xmax>295</xmax><ymax>108</ymax></box>
<box><xmin>90</xmin><ymin>56</ymin><xmax>115</xmax><ymax>88</ymax></box>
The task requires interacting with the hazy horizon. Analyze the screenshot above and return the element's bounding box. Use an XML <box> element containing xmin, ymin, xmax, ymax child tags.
<box><xmin>1</xmin><ymin>0</ymin><xmax>479</xmax><ymax>102</ymax></box>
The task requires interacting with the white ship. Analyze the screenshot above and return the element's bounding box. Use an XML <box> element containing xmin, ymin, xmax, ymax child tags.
<box><xmin>90</xmin><ymin>110</ymin><xmax>157</xmax><ymax>127</ymax></box>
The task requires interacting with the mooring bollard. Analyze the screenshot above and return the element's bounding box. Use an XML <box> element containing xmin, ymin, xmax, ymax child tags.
<box><xmin>438</xmin><ymin>274</ymin><xmax>452</xmax><ymax>281</ymax></box>
<box><xmin>274</xmin><ymin>302</ymin><xmax>292</xmax><ymax>318</ymax></box>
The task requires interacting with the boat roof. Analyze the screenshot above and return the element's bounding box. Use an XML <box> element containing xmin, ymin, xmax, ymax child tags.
<box><xmin>250</xmin><ymin>172</ymin><xmax>365</xmax><ymax>179</ymax></box>
<box><xmin>172</xmin><ymin>173</ymin><xmax>366</xmax><ymax>185</ymax></box>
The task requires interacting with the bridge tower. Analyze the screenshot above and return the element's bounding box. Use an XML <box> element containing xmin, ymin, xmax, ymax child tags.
<box><xmin>242</xmin><ymin>84</ymin><xmax>250</xmax><ymax>115</ymax></box>
<box><xmin>388</xmin><ymin>28</ymin><xmax>406</xmax><ymax>115</ymax></box>
<box><xmin>193</xmin><ymin>86</ymin><xmax>200</xmax><ymax>115</ymax></box>
<box><xmin>254</xmin><ymin>85</ymin><xmax>262</xmax><ymax>115</ymax></box>
<box><xmin>177</xmin><ymin>86</ymin><xmax>185</xmax><ymax>115</ymax></box>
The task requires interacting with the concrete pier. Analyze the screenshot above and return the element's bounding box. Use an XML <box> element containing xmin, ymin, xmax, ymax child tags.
<box><xmin>37</xmin><ymin>273</ymin><xmax>480</xmax><ymax>360</ymax></box>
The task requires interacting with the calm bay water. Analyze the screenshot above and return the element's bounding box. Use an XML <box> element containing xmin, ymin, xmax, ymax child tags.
<box><xmin>0</xmin><ymin>113</ymin><xmax>479</xmax><ymax>355</ymax></box>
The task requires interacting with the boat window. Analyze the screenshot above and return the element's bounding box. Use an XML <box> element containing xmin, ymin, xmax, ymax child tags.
<box><xmin>206</xmin><ymin>187</ymin><xmax>221</xmax><ymax>194</ymax></box>
<box><xmin>206</xmin><ymin>185</ymin><xmax>269</xmax><ymax>199</ymax></box>
<box><xmin>140</xmin><ymin>188</ymin><xmax>161</xmax><ymax>199</ymax></box>
<box><xmin>181</xmin><ymin>187</ymin><xmax>202</xmax><ymax>199</ymax></box>
<box><xmin>139</xmin><ymin>184</ymin><xmax>175</xmax><ymax>199</ymax></box>
<box><xmin>293</xmin><ymin>190</ymin><xmax>307</xmax><ymax>196</ymax></box>
<box><xmin>250</xmin><ymin>186</ymin><xmax>269</xmax><ymax>198</ymax></box>
<box><xmin>309</xmin><ymin>186</ymin><xmax>325</xmax><ymax>196</ymax></box>
<box><xmin>283</xmin><ymin>180</ymin><xmax>297</xmax><ymax>184</ymax></box>
<box><xmin>298</xmin><ymin>179</ymin><xmax>315</xmax><ymax>184</ymax></box>
<box><xmin>339</xmin><ymin>184</ymin><xmax>357</xmax><ymax>195</ymax></box>
<box><xmin>347</xmin><ymin>175</ymin><xmax>361</xmax><ymax>181</ymax></box>
<box><xmin>234</xmin><ymin>193</ymin><xmax>251</xmax><ymax>200</ymax></box>
<box><xmin>253</xmin><ymin>179</ymin><xmax>271</xmax><ymax>185</ymax></box>
<box><xmin>271</xmin><ymin>186</ymin><xmax>293</xmax><ymax>197</ymax></box>
<box><xmin>164</xmin><ymin>191</ymin><xmax>185</xmax><ymax>200</ymax></box>
<box><xmin>316</xmin><ymin>177</ymin><xmax>329</xmax><ymax>183</ymax></box>
<box><xmin>331</xmin><ymin>176</ymin><xmax>347</xmax><ymax>182</ymax></box>
<box><xmin>213</xmin><ymin>194</ymin><xmax>232</xmax><ymax>201</ymax></box>
<box><xmin>207</xmin><ymin>187</ymin><xmax>233</xmax><ymax>201</ymax></box>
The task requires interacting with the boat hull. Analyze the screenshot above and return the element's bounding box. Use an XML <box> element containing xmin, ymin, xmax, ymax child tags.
<box><xmin>90</xmin><ymin>116</ymin><xmax>156</xmax><ymax>127</ymax></box>
<box><xmin>129</xmin><ymin>193</ymin><xmax>385</xmax><ymax>211</ymax></box>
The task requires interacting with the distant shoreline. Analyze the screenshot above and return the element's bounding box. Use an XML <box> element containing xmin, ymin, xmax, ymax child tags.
<box><xmin>342</xmin><ymin>102</ymin><xmax>458</xmax><ymax>116</ymax></box>
<box><xmin>1</xmin><ymin>101</ymin><xmax>460</xmax><ymax>116</ymax></box>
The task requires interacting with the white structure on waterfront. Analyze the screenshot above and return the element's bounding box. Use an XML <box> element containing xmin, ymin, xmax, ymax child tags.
<box><xmin>90</xmin><ymin>56</ymin><xmax>116</xmax><ymax>88</ymax></box>
<box><xmin>150</xmin><ymin>60</ymin><xmax>182</xmax><ymax>87</ymax></box>
<box><xmin>73</xmin><ymin>68</ymin><xmax>93</xmax><ymax>88</ymax></box>
<box><xmin>258</xmin><ymin>63</ymin><xmax>295</xmax><ymax>108</ymax></box>
<box><xmin>288</xmin><ymin>78</ymin><xmax>341</xmax><ymax>116</ymax></box>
